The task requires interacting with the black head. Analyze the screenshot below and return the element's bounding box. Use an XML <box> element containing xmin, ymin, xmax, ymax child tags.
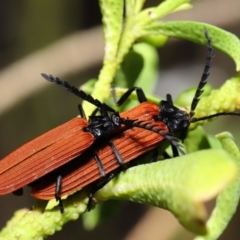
<box><xmin>41</xmin><ymin>73</ymin><xmax>138</xmax><ymax>138</ymax></box>
<box><xmin>155</xmin><ymin>28</ymin><xmax>240</xmax><ymax>138</ymax></box>
<box><xmin>154</xmin><ymin>28</ymin><xmax>213</xmax><ymax>137</ymax></box>
<box><xmin>154</xmin><ymin>100</ymin><xmax>190</xmax><ymax>133</ymax></box>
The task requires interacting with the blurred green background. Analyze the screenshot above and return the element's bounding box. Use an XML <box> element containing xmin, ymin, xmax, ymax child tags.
<box><xmin>0</xmin><ymin>1</ymin><xmax>240</xmax><ymax>239</ymax></box>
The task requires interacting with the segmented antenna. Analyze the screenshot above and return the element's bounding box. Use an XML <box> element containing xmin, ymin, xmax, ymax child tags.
<box><xmin>41</xmin><ymin>73</ymin><xmax>116</xmax><ymax>113</ymax></box>
<box><xmin>189</xmin><ymin>30</ymin><xmax>240</xmax><ymax>123</ymax></box>
<box><xmin>189</xmin><ymin>28</ymin><xmax>214</xmax><ymax>118</ymax></box>
<box><xmin>191</xmin><ymin>112</ymin><xmax>240</xmax><ymax>122</ymax></box>
<box><xmin>131</xmin><ymin>120</ymin><xmax>185</xmax><ymax>155</ymax></box>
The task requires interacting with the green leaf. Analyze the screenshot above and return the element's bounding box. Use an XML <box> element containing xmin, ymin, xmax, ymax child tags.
<box><xmin>144</xmin><ymin>21</ymin><xmax>240</xmax><ymax>71</ymax></box>
<box><xmin>195</xmin><ymin>132</ymin><xmax>240</xmax><ymax>240</ymax></box>
<box><xmin>83</xmin><ymin>0</ymin><xmax>124</xmax><ymax>115</ymax></box>
<box><xmin>82</xmin><ymin>201</ymin><xmax>122</xmax><ymax>230</ymax></box>
<box><xmin>175</xmin><ymin>84</ymin><xmax>212</xmax><ymax>108</ymax></box>
<box><xmin>0</xmin><ymin>192</ymin><xmax>88</xmax><ymax>239</ymax></box>
<box><xmin>205</xmin><ymin>134</ymin><xmax>222</xmax><ymax>150</ymax></box>
<box><xmin>80</xmin><ymin>79</ymin><xmax>97</xmax><ymax>94</ymax></box>
<box><xmin>95</xmin><ymin>149</ymin><xmax>237</xmax><ymax>235</ymax></box>
<box><xmin>99</xmin><ymin>0</ymin><xmax>123</xmax><ymax>61</ymax></box>
<box><xmin>139</xmin><ymin>33</ymin><xmax>168</xmax><ymax>47</ymax></box>
<box><xmin>116</xmin><ymin>44</ymin><xmax>145</xmax><ymax>89</ymax></box>
<box><xmin>137</xmin><ymin>0</ymin><xmax>190</xmax><ymax>26</ymax></box>
<box><xmin>184</xmin><ymin>126</ymin><xmax>211</xmax><ymax>153</ymax></box>
<box><xmin>113</xmin><ymin>42</ymin><xmax>159</xmax><ymax>110</ymax></box>
<box><xmin>171</xmin><ymin>3</ymin><xmax>192</xmax><ymax>13</ymax></box>
<box><xmin>125</xmin><ymin>0</ymin><xmax>146</xmax><ymax>17</ymax></box>
<box><xmin>82</xmin><ymin>204</ymin><xmax>102</xmax><ymax>230</ymax></box>
<box><xmin>117</xmin><ymin>42</ymin><xmax>159</xmax><ymax>92</ymax></box>
<box><xmin>190</xmin><ymin>74</ymin><xmax>240</xmax><ymax>128</ymax></box>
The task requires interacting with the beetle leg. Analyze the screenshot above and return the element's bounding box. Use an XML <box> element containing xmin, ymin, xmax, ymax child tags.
<box><xmin>171</xmin><ymin>143</ymin><xmax>180</xmax><ymax>157</ymax></box>
<box><xmin>12</xmin><ymin>188</ymin><xmax>23</xmax><ymax>196</ymax></box>
<box><xmin>93</xmin><ymin>153</ymin><xmax>106</xmax><ymax>177</ymax></box>
<box><xmin>55</xmin><ymin>175</ymin><xmax>64</xmax><ymax>213</ymax></box>
<box><xmin>77</xmin><ymin>104</ymin><xmax>87</xmax><ymax>119</ymax></box>
<box><xmin>111</xmin><ymin>86</ymin><xmax>147</xmax><ymax>106</ymax></box>
<box><xmin>87</xmin><ymin>172</ymin><xmax>118</xmax><ymax>211</ymax></box>
<box><xmin>108</xmin><ymin>140</ymin><xmax>126</xmax><ymax>167</ymax></box>
<box><xmin>150</xmin><ymin>148</ymin><xmax>159</xmax><ymax>162</ymax></box>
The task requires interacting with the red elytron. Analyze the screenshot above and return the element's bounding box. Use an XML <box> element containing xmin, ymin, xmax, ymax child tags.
<box><xmin>31</xmin><ymin>102</ymin><xmax>171</xmax><ymax>199</ymax></box>
<box><xmin>1</xmin><ymin>29</ymin><xmax>239</xmax><ymax>212</ymax></box>
<box><xmin>30</xmin><ymin>29</ymin><xmax>240</xmax><ymax>205</ymax></box>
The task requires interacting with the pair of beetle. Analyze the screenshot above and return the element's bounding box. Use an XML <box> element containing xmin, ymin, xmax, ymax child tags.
<box><xmin>0</xmin><ymin>30</ymin><xmax>239</xmax><ymax>213</ymax></box>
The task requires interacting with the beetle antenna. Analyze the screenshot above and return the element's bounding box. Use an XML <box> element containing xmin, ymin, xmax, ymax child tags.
<box><xmin>132</xmin><ymin>121</ymin><xmax>185</xmax><ymax>155</ymax></box>
<box><xmin>191</xmin><ymin>112</ymin><xmax>240</xmax><ymax>122</ymax></box>
<box><xmin>188</xmin><ymin>29</ymin><xmax>240</xmax><ymax>123</ymax></box>
<box><xmin>190</xmin><ymin>28</ymin><xmax>214</xmax><ymax>118</ymax></box>
<box><xmin>41</xmin><ymin>73</ymin><xmax>116</xmax><ymax>113</ymax></box>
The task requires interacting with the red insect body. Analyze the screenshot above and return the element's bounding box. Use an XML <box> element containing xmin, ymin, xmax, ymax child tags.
<box><xmin>2</xmin><ymin>30</ymin><xmax>232</xmax><ymax>212</ymax></box>
<box><xmin>31</xmin><ymin>102</ymin><xmax>168</xmax><ymax>199</ymax></box>
<box><xmin>0</xmin><ymin>118</ymin><xmax>94</xmax><ymax>195</ymax></box>
<box><xmin>0</xmin><ymin>102</ymin><xmax>165</xmax><ymax>198</ymax></box>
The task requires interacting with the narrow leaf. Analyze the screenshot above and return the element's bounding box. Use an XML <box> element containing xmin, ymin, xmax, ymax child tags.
<box><xmin>195</xmin><ymin>132</ymin><xmax>240</xmax><ymax>240</ymax></box>
<box><xmin>99</xmin><ymin>0</ymin><xmax>123</xmax><ymax>60</ymax></box>
<box><xmin>95</xmin><ymin>149</ymin><xmax>237</xmax><ymax>235</ymax></box>
<box><xmin>137</xmin><ymin>0</ymin><xmax>190</xmax><ymax>25</ymax></box>
<box><xmin>125</xmin><ymin>0</ymin><xmax>146</xmax><ymax>16</ymax></box>
<box><xmin>144</xmin><ymin>21</ymin><xmax>240</xmax><ymax>71</ymax></box>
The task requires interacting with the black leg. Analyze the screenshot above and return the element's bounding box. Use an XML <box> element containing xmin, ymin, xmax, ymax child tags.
<box><xmin>12</xmin><ymin>188</ymin><xmax>23</xmax><ymax>196</ymax></box>
<box><xmin>93</xmin><ymin>153</ymin><xmax>106</xmax><ymax>177</ymax></box>
<box><xmin>163</xmin><ymin>152</ymin><xmax>171</xmax><ymax>159</ymax></box>
<box><xmin>108</xmin><ymin>140</ymin><xmax>125</xmax><ymax>167</ymax></box>
<box><xmin>87</xmin><ymin>172</ymin><xmax>118</xmax><ymax>211</ymax></box>
<box><xmin>91</xmin><ymin>108</ymin><xmax>100</xmax><ymax>116</ymax></box>
<box><xmin>55</xmin><ymin>175</ymin><xmax>64</xmax><ymax>213</ymax></box>
<box><xmin>166</xmin><ymin>94</ymin><xmax>173</xmax><ymax>106</ymax></box>
<box><xmin>111</xmin><ymin>86</ymin><xmax>147</xmax><ymax>106</ymax></box>
<box><xmin>78</xmin><ymin>104</ymin><xmax>86</xmax><ymax>119</ymax></box>
<box><xmin>171</xmin><ymin>143</ymin><xmax>179</xmax><ymax>157</ymax></box>
<box><xmin>150</xmin><ymin>148</ymin><xmax>159</xmax><ymax>162</ymax></box>
<box><xmin>149</xmin><ymin>141</ymin><xmax>179</xmax><ymax>162</ymax></box>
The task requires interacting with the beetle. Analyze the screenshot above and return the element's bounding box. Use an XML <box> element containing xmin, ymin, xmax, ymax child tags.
<box><xmin>0</xmin><ymin>76</ymin><xmax>155</xmax><ymax>212</ymax></box>
<box><xmin>2</xmin><ymin>29</ymin><xmax>239</xmax><ymax>213</ymax></box>
<box><xmin>29</xmin><ymin>29</ymin><xmax>240</xmax><ymax>209</ymax></box>
<box><xmin>30</xmin><ymin>104</ymin><xmax>180</xmax><ymax>201</ymax></box>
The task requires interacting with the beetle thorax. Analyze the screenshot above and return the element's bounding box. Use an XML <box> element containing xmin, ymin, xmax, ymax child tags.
<box><xmin>84</xmin><ymin>113</ymin><xmax>121</xmax><ymax>138</ymax></box>
<box><xmin>154</xmin><ymin>100</ymin><xmax>190</xmax><ymax>133</ymax></box>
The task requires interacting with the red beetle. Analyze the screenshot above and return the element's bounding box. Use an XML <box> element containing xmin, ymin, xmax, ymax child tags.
<box><xmin>1</xmin><ymin>29</ymin><xmax>239</xmax><ymax>212</ymax></box>
<box><xmin>0</xmin><ymin>75</ymin><xmax>152</xmax><ymax>212</ymax></box>
<box><xmin>30</xmin><ymin>101</ymin><xmax>175</xmax><ymax>200</ymax></box>
<box><xmin>29</xmin><ymin>29</ymin><xmax>240</xmax><ymax>209</ymax></box>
